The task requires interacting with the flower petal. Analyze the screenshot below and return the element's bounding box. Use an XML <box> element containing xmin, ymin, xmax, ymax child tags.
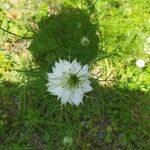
<box><xmin>61</xmin><ymin>88</ymin><xmax>71</xmax><ymax>104</ymax></box>
<box><xmin>46</xmin><ymin>59</ymin><xmax>92</xmax><ymax>106</ymax></box>
<box><xmin>70</xmin><ymin>89</ymin><xmax>83</xmax><ymax>106</ymax></box>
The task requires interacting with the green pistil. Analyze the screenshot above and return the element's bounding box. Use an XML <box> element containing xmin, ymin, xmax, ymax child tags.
<box><xmin>68</xmin><ymin>74</ymin><xmax>80</xmax><ymax>88</ymax></box>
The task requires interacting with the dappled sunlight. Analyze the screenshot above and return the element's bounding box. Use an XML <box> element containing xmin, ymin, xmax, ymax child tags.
<box><xmin>0</xmin><ymin>0</ymin><xmax>150</xmax><ymax>149</ymax></box>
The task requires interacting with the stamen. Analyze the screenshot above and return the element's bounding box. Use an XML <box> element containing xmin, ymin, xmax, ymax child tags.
<box><xmin>68</xmin><ymin>74</ymin><xmax>80</xmax><ymax>88</ymax></box>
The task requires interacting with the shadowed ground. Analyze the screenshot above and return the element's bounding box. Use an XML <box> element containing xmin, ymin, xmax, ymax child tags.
<box><xmin>29</xmin><ymin>6</ymin><xmax>100</xmax><ymax>70</ymax></box>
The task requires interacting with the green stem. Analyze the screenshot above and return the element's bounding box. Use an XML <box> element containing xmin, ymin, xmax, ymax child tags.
<box><xmin>0</xmin><ymin>27</ymin><xmax>32</xmax><ymax>39</ymax></box>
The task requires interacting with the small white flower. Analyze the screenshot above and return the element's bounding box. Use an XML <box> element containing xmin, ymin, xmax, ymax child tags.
<box><xmin>136</xmin><ymin>59</ymin><xmax>145</xmax><ymax>68</ymax></box>
<box><xmin>46</xmin><ymin>59</ymin><xmax>93</xmax><ymax>106</ymax></box>
<box><xmin>63</xmin><ymin>137</ymin><xmax>73</xmax><ymax>145</ymax></box>
<box><xmin>80</xmin><ymin>37</ymin><xmax>90</xmax><ymax>46</ymax></box>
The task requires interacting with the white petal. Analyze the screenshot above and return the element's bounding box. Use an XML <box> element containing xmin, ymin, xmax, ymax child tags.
<box><xmin>48</xmin><ymin>79</ymin><xmax>63</xmax><ymax>87</ymax></box>
<box><xmin>47</xmin><ymin>86</ymin><xmax>63</xmax><ymax>96</ymax></box>
<box><xmin>52</xmin><ymin>67</ymin><xmax>64</xmax><ymax>77</ymax></box>
<box><xmin>80</xmin><ymin>82</ymin><xmax>93</xmax><ymax>93</ymax></box>
<box><xmin>47</xmin><ymin>73</ymin><xmax>56</xmax><ymax>79</ymax></box>
<box><xmin>70</xmin><ymin>89</ymin><xmax>83</xmax><ymax>106</ymax></box>
<box><xmin>77</xmin><ymin>65</ymin><xmax>89</xmax><ymax>77</ymax></box>
<box><xmin>63</xmin><ymin>60</ymin><xmax>72</xmax><ymax>73</ymax></box>
<box><xmin>71</xmin><ymin>59</ymin><xmax>82</xmax><ymax>74</ymax></box>
<box><xmin>61</xmin><ymin>88</ymin><xmax>71</xmax><ymax>104</ymax></box>
<box><xmin>54</xmin><ymin>60</ymin><xmax>70</xmax><ymax>75</ymax></box>
<box><xmin>54</xmin><ymin>59</ymin><xmax>71</xmax><ymax>75</ymax></box>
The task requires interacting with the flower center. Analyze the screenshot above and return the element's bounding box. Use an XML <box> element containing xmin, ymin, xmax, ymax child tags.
<box><xmin>68</xmin><ymin>74</ymin><xmax>80</xmax><ymax>88</ymax></box>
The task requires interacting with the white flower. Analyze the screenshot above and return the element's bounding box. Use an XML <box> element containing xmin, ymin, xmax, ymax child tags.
<box><xmin>63</xmin><ymin>137</ymin><xmax>73</xmax><ymax>145</ymax></box>
<box><xmin>136</xmin><ymin>59</ymin><xmax>145</xmax><ymax>68</ymax></box>
<box><xmin>80</xmin><ymin>37</ymin><xmax>90</xmax><ymax>46</ymax></box>
<box><xmin>46</xmin><ymin>59</ymin><xmax>93</xmax><ymax>106</ymax></box>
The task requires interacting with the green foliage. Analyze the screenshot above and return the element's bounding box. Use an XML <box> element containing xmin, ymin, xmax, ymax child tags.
<box><xmin>29</xmin><ymin>6</ymin><xmax>100</xmax><ymax>70</ymax></box>
<box><xmin>0</xmin><ymin>0</ymin><xmax>150</xmax><ymax>149</ymax></box>
<box><xmin>0</xmin><ymin>51</ymin><xmax>12</xmax><ymax>74</ymax></box>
